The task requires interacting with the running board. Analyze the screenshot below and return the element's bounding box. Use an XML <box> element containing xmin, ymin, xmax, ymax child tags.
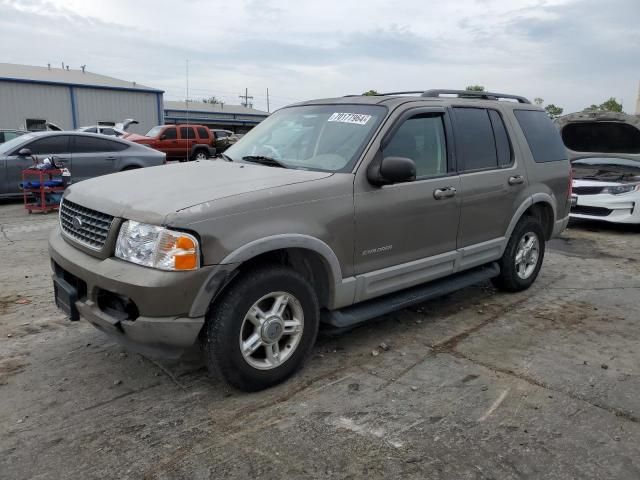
<box><xmin>321</xmin><ymin>262</ymin><xmax>500</xmax><ymax>331</ymax></box>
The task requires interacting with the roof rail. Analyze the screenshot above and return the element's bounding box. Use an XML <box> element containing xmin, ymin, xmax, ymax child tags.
<box><xmin>421</xmin><ymin>89</ymin><xmax>531</xmax><ymax>104</ymax></box>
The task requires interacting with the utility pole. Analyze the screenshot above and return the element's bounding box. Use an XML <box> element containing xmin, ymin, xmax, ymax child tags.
<box><xmin>239</xmin><ymin>88</ymin><xmax>254</xmax><ymax>108</ymax></box>
<box><xmin>266</xmin><ymin>88</ymin><xmax>270</xmax><ymax>113</ymax></box>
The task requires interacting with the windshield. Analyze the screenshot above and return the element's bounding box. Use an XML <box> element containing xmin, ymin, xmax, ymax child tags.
<box><xmin>224</xmin><ymin>104</ymin><xmax>386</xmax><ymax>172</ymax></box>
<box><xmin>145</xmin><ymin>126</ymin><xmax>164</xmax><ymax>137</ymax></box>
<box><xmin>0</xmin><ymin>133</ymin><xmax>34</xmax><ymax>154</ymax></box>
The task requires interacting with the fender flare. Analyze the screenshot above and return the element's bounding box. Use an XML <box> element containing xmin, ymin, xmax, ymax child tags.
<box><xmin>504</xmin><ymin>194</ymin><xmax>556</xmax><ymax>242</ymax></box>
<box><xmin>189</xmin><ymin>234</ymin><xmax>344</xmax><ymax>317</ymax></box>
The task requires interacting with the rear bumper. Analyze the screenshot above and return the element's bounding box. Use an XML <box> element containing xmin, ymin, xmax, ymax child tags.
<box><xmin>552</xmin><ymin>215</ymin><xmax>570</xmax><ymax>237</ymax></box>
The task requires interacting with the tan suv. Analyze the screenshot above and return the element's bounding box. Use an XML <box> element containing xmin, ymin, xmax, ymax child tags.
<box><xmin>49</xmin><ymin>90</ymin><xmax>571</xmax><ymax>391</ymax></box>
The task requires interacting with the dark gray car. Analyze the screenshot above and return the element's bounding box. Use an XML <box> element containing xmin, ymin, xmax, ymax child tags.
<box><xmin>49</xmin><ymin>89</ymin><xmax>570</xmax><ymax>392</ymax></box>
<box><xmin>0</xmin><ymin>131</ymin><xmax>166</xmax><ymax>197</ymax></box>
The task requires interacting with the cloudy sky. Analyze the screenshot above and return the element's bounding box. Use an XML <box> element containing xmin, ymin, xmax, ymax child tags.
<box><xmin>1</xmin><ymin>0</ymin><xmax>638</xmax><ymax>113</ymax></box>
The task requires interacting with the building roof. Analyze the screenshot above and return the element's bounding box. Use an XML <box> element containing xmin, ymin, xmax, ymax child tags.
<box><xmin>163</xmin><ymin>100</ymin><xmax>269</xmax><ymax>116</ymax></box>
<box><xmin>0</xmin><ymin>63</ymin><xmax>162</xmax><ymax>93</ymax></box>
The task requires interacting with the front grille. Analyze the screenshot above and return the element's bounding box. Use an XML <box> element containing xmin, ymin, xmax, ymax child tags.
<box><xmin>60</xmin><ymin>200</ymin><xmax>114</xmax><ymax>250</ymax></box>
<box><xmin>573</xmin><ymin>186</ymin><xmax>605</xmax><ymax>195</ymax></box>
<box><xmin>571</xmin><ymin>205</ymin><xmax>612</xmax><ymax>217</ymax></box>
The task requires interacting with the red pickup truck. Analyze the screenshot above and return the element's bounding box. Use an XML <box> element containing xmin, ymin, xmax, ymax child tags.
<box><xmin>124</xmin><ymin>124</ymin><xmax>216</xmax><ymax>162</ymax></box>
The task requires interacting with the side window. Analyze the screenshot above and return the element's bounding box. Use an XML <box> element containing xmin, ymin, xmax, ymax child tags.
<box><xmin>163</xmin><ymin>127</ymin><xmax>177</xmax><ymax>140</ymax></box>
<box><xmin>180</xmin><ymin>127</ymin><xmax>196</xmax><ymax>139</ymax></box>
<box><xmin>452</xmin><ymin>107</ymin><xmax>498</xmax><ymax>171</ymax></box>
<box><xmin>27</xmin><ymin>135</ymin><xmax>70</xmax><ymax>155</ymax></box>
<box><xmin>73</xmin><ymin>137</ymin><xmax>127</xmax><ymax>153</ymax></box>
<box><xmin>383</xmin><ymin>114</ymin><xmax>447</xmax><ymax>178</ymax></box>
<box><xmin>514</xmin><ymin>110</ymin><xmax>567</xmax><ymax>162</ymax></box>
<box><xmin>102</xmin><ymin>128</ymin><xmax>116</xmax><ymax>136</ymax></box>
<box><xmin>85</xmin><ymin>127</ymin><xmax>98</xmax><ymax>133</ymax></box>
<box><xmin>488</xmin><ymin>110</ymin><xmax>513</xmax><ymax>167</ymax></box>
<box><xmin>197</xmin><ymin>127</ymin><xmax>209</xmax><ymax>139</ymax></box>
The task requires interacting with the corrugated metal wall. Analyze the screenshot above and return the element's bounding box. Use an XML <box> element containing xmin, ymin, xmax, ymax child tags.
<box><xmin>0</xmin><ymin>81</ymin><xmax>73</xmax><ymax>130</ymax></box>
<box><xmin>74</xmin><ymin>88</ymin><xmax>159</xmax><ymax>134</ymax></box>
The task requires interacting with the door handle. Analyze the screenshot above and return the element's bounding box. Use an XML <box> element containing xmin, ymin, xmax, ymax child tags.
<box><xmin>433</xmin><ymin>187</ymin><xmax>457</xmax><ymax>200</ymax></box>
<box><xmin>105</xmin><ymin>156</ymin><xmax>117</xmax><ymax>161</ymax></box>
<box><xmin>508</xmin><ymin>175</ymin><xmax>525</xmax><ymax>185</ymax></box>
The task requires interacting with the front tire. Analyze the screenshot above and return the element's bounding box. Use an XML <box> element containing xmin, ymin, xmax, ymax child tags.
<box><xmin>202</xmin><ymin>266</ymin><xmax>319</xmax><ymax>391</ymax></box>
<box><xmin>492</xmin><ymin>217</ymin><xmax>545</xmax><ymax>292</ymax></box>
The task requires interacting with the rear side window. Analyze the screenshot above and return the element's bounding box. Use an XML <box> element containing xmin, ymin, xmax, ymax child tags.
<box><xmin>180</xmin><ymin>127</ymin><xmax>196</xmax><ymax>139</ymax></box>
<box><xmin>561</xmin><ymin>122</ymin><xmax>640</xmax><ymax>154</ymax></box>
<box><xmin>488</xmin><ymin>110</ymin><xmax>512</xmax><ymax>167</ymax></box>
<box><xmin>452</xmin><ymin>108</ymin><xmax>498</xmax><ymax>171</ymax></box>
<box><xmin>73</xmin><ymin>137</ymin><xmax>127</xmax><ymax>153</ymax></box>
<box><xmin>514</xmin><ymin>110</ymin><xmax>567</xmax><ymax>162</ymax></box>
<box><xmin>197</xmin><ymin>127</ymin><xmax>209</xmax><ymax>139</ymax></box>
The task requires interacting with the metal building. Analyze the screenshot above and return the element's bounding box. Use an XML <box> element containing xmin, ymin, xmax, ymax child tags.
<box><xmin>0</xmin><ymin>63</ymin><xmax>163</xmax><ymax>134</ymax></box>
<box><xmin>163</xmin><ymin>101</ymin><xmax>269</xmax><ymax>134</ymax></box>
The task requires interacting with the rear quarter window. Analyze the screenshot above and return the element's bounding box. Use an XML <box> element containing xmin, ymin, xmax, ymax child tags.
<box><xmin>514</xmin><ymin>110</ymin><xmax>567</xmax><ymax>162</ymax></box>
<box><xmin>197</xmin><ymin>127</ymin><xmax>209</xmax><ymax>139</ymax></box>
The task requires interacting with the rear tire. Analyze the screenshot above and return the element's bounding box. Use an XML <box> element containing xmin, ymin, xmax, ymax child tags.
<box><xmin>492</xmin><ymin>217</ymin><xmax>545</xmax><ymax>292</ymax></box>
<box><xmin>202</xmin><ymin>266</ymin><xmax>319</xmax><ymax>392</ymax></box>
<box><xmin>192</xmin><ymin>149</ymin><xmax>209</xmax><ymax>161</ymax></box>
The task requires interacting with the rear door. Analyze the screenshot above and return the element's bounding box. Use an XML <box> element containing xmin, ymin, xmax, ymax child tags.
<box><xmin>452</xmin><ymin>107</ymin><xmax>527</xmax><ymax>264</ymax></box>
<box><xmin>179</xmin><ymin>126</ymin><xmax>197</xmax><ymax>159</ymax></box>
<box><xmin>70</xmin><ymin>136</ymin><xmax>126</xmax><ymax>182</ymax></box>
<box><xmin>5</xmin><ymin>134</ymin><xmax>71</xmax><ymax>195</ymax></box>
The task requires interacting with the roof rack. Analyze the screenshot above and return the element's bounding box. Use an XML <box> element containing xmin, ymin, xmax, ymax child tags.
<box><xmin>421</xmin><ymin>89</ymin><xmax>531</xmax><ymax>104</ymax></box>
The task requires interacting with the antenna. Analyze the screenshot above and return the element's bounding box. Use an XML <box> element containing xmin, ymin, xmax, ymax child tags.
<box><xmin>239</xmin><ymin>88</ymin><xmax>254</xmax><ymax>108</ymax></box>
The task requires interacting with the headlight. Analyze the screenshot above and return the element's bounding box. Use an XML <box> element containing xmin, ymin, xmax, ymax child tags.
<box><xmin>115</xmin><ymin>220</ymin><xmax>200</xmax><ymax>271</ymax></box>
<box><xmin>603</xmin><ymin>184</ymin><xmax>639</xmax><ymax>195</ymax></box>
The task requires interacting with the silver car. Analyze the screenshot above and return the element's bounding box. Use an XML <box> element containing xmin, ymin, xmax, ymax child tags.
<box><xmin>0</xmin><ymin>131</ymin><xmax>166</xmax><ymax>198</ymax></box>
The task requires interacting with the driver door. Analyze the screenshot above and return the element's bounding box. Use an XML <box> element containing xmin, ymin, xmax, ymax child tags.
<box><xmin>5</xmin><ymin>134</ymin><xmax>70</xmax><ymax>195</ymax></box>
<box><xmin>354</xmin><ymin>109</ymin><xmax>461</xmax><ymax>301</ymax></box>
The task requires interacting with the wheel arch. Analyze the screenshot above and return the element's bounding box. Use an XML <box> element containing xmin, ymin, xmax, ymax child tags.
<box><xmin>189</xmin><ymin>235</ymin><xmax>345</xmax><ymax>318</ymax></box>
<box><xmin>505</xmin><ymin>194</ymin><xmax>557</xmax><ymax>243</ymax></box>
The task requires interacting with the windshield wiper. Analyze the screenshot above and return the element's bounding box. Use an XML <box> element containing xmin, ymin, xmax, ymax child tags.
<box><xmin>218</xmin><ymin>153</ymin><xmax>233</xmax><ymax>162</ymax></box>
<box><xmin>242</xmin><ymin>155</ymin><xmax>287</xmax><ymax>168</ymax></box>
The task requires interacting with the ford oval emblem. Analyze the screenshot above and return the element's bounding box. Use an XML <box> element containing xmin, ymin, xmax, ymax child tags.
<box><xmin>72</xmin><ymin>216</ymin><xmax>83</xmax><ymax>230</ymax></box>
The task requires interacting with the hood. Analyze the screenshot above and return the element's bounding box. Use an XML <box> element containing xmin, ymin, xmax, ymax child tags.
<box><xmin>115</xmin><ymin>118</ymin><xmax>138</xmax><ymax>131</ymax></box>
<box><xmin>572</xmin><ymin>157</ymin><xmax>640</xmax><ymax>183</ymax></box>
<box><xmin>555</xmin><ymin>111</ymin><xmax>640</xmax><ymax>161</ymax></box>
<box><xmin>64</xmin><ymin>161</ymin><xmax>333</xmax><ymax>225</ymax></box>
<box><xmin>122</xmin><ymin>133</ymin><xmax>151</xmax><ymax>142</ymax></box>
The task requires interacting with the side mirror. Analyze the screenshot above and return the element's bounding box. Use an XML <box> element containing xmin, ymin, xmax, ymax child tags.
<box><xmin>18</xmin><ymin>148</ymin><xmax>32</xmax><ymax>157</ymax></box>
<box><xmin>368</xmin><ymin>155</ymin><xmax>416</xmax><ymax>186</ymax></box>
<box><xmin>159</xmin><ymin>134</ymin><xmax>167</xmax><ymax>140</ymax></box>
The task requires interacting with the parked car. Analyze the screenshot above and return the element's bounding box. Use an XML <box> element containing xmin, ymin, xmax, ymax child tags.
<box><xmin>76</xmin><ymin>119</ymin><xmax>139</xmax><ymax>137</ymax></box>
<box><xmin>124</xmin><ymin>124</ymin><xmax>215</xmax><ymax>162</ymax></box>
<box><xmin>49</xmin><ymin>89</ymin><xmax>570</xmax><ymax>391</ymax></box>
<box><xmin>555</xmin><ymin>111</ymin><xmax>640</xmax><ymax>224</ymax></box>
<box><xmin>0</xmin><ymin>131</ymin><xmax>166</xmax><ymax>198</ymax></box>
<box><xmin>211</xmin><ymin>129</ymin><xmax>239</xmax><ymax>152</ymax></box>
<box><xmin>0</xmin><ymin>129</ymin><xmax>28</xmax><ymax>144</ymax></box>
<box><xmin>571</xmin><ymin>157</ymin><xmax>640</xmax><ymax>224</ymax></box>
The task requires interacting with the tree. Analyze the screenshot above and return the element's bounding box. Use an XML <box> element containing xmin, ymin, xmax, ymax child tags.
<box><xmin>465</xmin><ymin>85</ymin><xmax>485</xmax><ymax>92</ymax></box>
<box><xmin>534</xmin><ymin>97</ymin><xmax>544</xmax><ymax>106</ymax></box>
<box><xmin>584</xmin><ymin>97</ymin><xmax>623</xmax><ymax>113</ymax></box>
<box><xmin>202</xmin><ymin>96</ymin><xmax>221</xmax><ymax>104</ymax></box>
<box><xmin>544</xmin><ymin>104</ymin><xmax>564</xmax><ymax>119</ymax></box>
<box><xmin>362</xmin><ymin>90</ymin><xmax>379</xmax><ymax>96</ymax></box>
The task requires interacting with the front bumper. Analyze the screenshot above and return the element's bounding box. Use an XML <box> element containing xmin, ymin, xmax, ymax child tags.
<box><xmin>570</xmin><ymin>194</ymin><xmax>639</xmax><ymax>224</ymax></box>
<box><xmin>49</xmin><ymin>226</ymin><xmax>215</xmax><ymax>356</ymax></box>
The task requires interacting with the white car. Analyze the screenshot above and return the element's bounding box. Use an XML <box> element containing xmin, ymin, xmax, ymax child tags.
<box><xmin>571</xmin><ymin>157</ymin><xmax>640</xmax><ymax>224</ymax></box>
